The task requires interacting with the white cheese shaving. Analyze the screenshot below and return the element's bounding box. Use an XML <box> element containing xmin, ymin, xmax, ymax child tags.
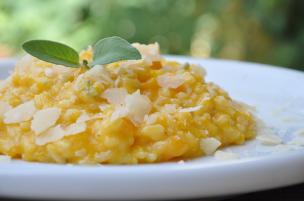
<box><xmin>75</xmin><ymin>149</ymin><xmax>87</xmax><ymax>157</ymax></box>
<box><xmin>287</xmin><ymin>138</ymin><xmax>304</xmax><ymax>146</ymax></box>
<box><xmin>270</xmin><ymin>144</ymin><xmax>301</xmax><ymax>153</ymax></box>
<box><xmin>64</xmin><ymin>122</ymin><xmax>87</xmax><ymax>136</ymax></box>
<box><xmin>0</xmin><ymin>101</ymin><xmax>12</xmax><ymax>117</ymax></box>
<box><xmin>76</xmin><ymin>112</ymin><xmax>103</xmax><ymax>123</ymax></box>
<box><xmin>120</xmin><ymin>60</ymin><xmax>143</xmax><ymax>69</ymax></box>
<box><xmin>73</xmin><ymin>74</ymin><xmax>85</xmax><ymax>91</ymax></box>
<box><xmin>73</xmin><ymin>66</ymin><xmax>112</xmax><ymax>91</ymax></box>
<box><xmin>84</xmin><ymin>65</ymin><xmax>112</xmax><ymax>84</ymax></box>
<box><xmin>256</xmin><ymin>134</ymin><xmax>282</xmax><ymax>145</ymax></box>
<box><xmin>53</xmin><ymin>65</ymin><xmax>77</xmax><ymax>75</ymax></box>
<box><xmin>4</xmin><ymin>100</ymin><xmax>37</xmax><ymax>124</ymax></box>
<box><xmin>102</xmin><ymin>88</ymin><xmax>128</xmax><ymax>106</ymax></box>
<box><xmin>125</xmin><ymin>90</ymin><xmax>152</xmax><ymax>125</ymax></box>
<box><xmin>132</xmin><ymin>42</ymin><xmax>161</xmax><ymax>63</ymax></box>
<box><xmin>144</xmin><ymin>113</ymin><xmax>159</xmax><ymax>125</ymax></box>
<box><xmin>190</xmin><ymin>64</ymin><xmax>206</xmax><ymax>78</ymax></box>
<box><xmin>157</xmin><ymin>73</ymin><xmax>185</xmax><ymax>89</ymax></box>
<box><xmin>99</xmin><ymin>104</ymin><xmax>108</xmax><ymax>111</ymax></box>
<box><xmin>162</xmin><ymin>104</ymin><xmax>177</xmax><ymax>114</ymax></box>
<box><xmin>94</xmin><ymin>150</ymin><xmax>112</xmax><ymax>162</ymax></box>
<box><xmin>31</xmin><ymin>107</ymin><xmax>61</xmax><ymax>135</ymax></box>
<box><xmin>179</xmin><ymin>105</ymin><xmax>202</xmax><ymax>113</ymax></box>
<box><xmin>105</xmin><ymin>90</ymin><xmax>152</xmax><ymax>125</ymax></box>
<box><xmin>200</xmin><ymin>137</ymin><xmax>221</xmax><ymax>155</ymax></box>
<box><xmin>90</xmin><ymin>113</ymin><xmax>104</xmax><ymax>120</ymax></box>
<box><xmin>214</xmin><ymin>150</ymin><xmax>239</xmax><ymax>160</ymax></box>
<box><xmin>35</xmin><ymin>122</ymin><xmax>87</xmax><ymax>146</ymax></box>
<box><xmin>111</xmin><ymin>106</ymin><xmax>129</xmax><ymax>121</ymax></box>
<box><xmin>76</xmin><ymin>113</ymin><xmax>91</xmax><ymax>123</ymax></box>
<box><xmin>177</xmin><ymin>160</ymin><xmax>185</xmax><ymax>164</ymax></box>
<box><xmin>35</xmin><ymin>125</ymin><xmax>65</xmax><ymax>146</ymax></box>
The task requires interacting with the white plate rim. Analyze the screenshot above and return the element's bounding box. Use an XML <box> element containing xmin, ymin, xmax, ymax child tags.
<box><xmin>0</xmin><ymin>56</ymin><xmax>304</xmax><ymax>200</ymax></box>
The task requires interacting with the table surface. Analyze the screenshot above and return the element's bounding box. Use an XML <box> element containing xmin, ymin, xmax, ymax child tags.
<box><xmin>1</xmin><ymin>183</ymin><xmax>303</xmax><ymax>201</ymax></box>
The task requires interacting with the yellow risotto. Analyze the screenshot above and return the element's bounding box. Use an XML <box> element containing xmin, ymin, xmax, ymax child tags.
<box><xmin>0</xmin><ymin>43</ymin><xmax>256</xmax><ymax>164</ymax></box>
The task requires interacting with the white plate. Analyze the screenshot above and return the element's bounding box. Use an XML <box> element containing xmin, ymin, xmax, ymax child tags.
<box><xmin>1</xmin><ymin>57</ymin><xmax>304</xmax><ymax>200</ymax></box>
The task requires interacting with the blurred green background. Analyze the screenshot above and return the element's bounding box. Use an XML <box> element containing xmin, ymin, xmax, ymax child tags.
<box><xmin>0</xmin><ymin>0</ymin><xmax>303</xmax><ymax>70</ymax></box>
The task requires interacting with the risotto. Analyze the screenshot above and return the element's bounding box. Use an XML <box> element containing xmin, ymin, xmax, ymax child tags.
<box><xmin>0</xmin><ymin>43</ymin><xmax>256</xmax><ymax>164</ymax></box>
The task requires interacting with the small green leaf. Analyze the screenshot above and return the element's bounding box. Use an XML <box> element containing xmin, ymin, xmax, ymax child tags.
<box><xmin>93</xmin><ymin>36</ymin><xmax>141</xmax><ymax>66</ymax></box>
<box><xmin>22</xmin><ymin>40</ymin><xmax>80</xmax><ymax>67</ymax></box>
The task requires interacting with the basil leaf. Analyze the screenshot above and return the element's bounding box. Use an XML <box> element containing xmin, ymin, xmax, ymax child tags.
<box><xmin>93</xmin><ymin>36</ymin><xmax>141</xmax><ymax>65</ymax></box>
<box><xmin>22</xmin><ymin>40</ymin><xmax>80</xmax><ymax>67</ymax></box>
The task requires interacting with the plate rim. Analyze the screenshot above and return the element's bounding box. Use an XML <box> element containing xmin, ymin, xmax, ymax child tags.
<box><xmin>0</xmin><ymin>56</ymin><xmax>304</xmax><ymax>200</ymax></box>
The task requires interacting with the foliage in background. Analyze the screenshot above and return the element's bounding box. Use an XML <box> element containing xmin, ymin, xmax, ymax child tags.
<box><xmin>0</xmin><ymin>0</ymin><xmax>303</xmax><ymax>70</ymax></box>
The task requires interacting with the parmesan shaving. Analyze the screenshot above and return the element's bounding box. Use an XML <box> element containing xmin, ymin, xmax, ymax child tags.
<box><xmin>111</xmin><ymin>106</ymin><xmax>129</xmax><ymax>121</ymax></box>
<box><xmin>64</xmin><ymin>122</ymin><xmax>87</xmax><ymax>136</ymax></box>
<box><xmin>144</xmin><ymin>113</ymin><xmax>159</xmax><ymax>125</ymax></box>
<box><xmin>200</xmin><ymin>137</ymin><xmax>221</xmax><ymax>155</ymax></box>
<box><xmin>190</xmin><ymin>64</ymin><xmax>206</xmax><ymax>78</ymax></box>
<box><xmin>0</xmin><ymin>101</ymin><xmax>12</xmax><ymax>117</ymax></box>
<box><xmin>287</xmin><ymin>138</ymin><xmax>304</xmax><ymax>146</ymax></box>
<box><xmin>95</xmin><ymin>150</ymin><xmax>112</xmax><ymax>162</ymax></box>
<box><xmin>256</xmin><ymin>134</ymin><xmax>282</xmax><ymax>145</ymax></box>
<box><xmin>132</xmin><ymin>42</ymin><xmax>161</xmax><ymax>63</ymax></box>
<box><xmin>77</xmin><ymin>112</ymin><xmax>103</xmax><ymax>123</ymax></box>
<box><xmin>4</xmin><ymin>100</ymin><xmax>37</xmax><ymax>124</ymax></box>
<box><xmin>35</xmin><ymin>125</ymin><xmax>65</xmax><ymax>146</ymax></box>
<box><xmin>31</xmin><ymin>107</ymin><xmax>61</xmax><ymax>135</ymax></box>
<box><xmin>76</xmin><ymin>113</ymin><xmax>91</xmax><ymax>123</ymax></box>
<box><xmin>162</xmin><ymin>104</ymin><xmax>177</xmax><ymax>114</ymax></box>
<box><xmin>84</xmin><ymin>65</ymin><xmax>112</xmax><ymax>84</ymax></box>
<box><xmin>125</xmin><ymin>90</ymin><xmax>152</xmax><ymax>125</ymax></box>
<box><xmin>109</xmin><ymin>90</ymin><xmax>152</xmax><ymax>125</ymax></box>
<box><xmin>35</xmin><ymin>122</ymin><xmax>87</xmax><ymax>146</ymax></box>
<box><xmin>179</xmin><ymin>105</ymin><xmax>202</xmax><ymax>113</ymax></box>
<box><xmin>157</xmin><ymin>73</ymin><xmax>185</xmax><ymax>89</ymax></box>
<box><xmin>102</xmin><ymin>88</ymin><xmax>128</xmax><ymax>106</ymax></box>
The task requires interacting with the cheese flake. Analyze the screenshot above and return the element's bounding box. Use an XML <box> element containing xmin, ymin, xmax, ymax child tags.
<box><xmin>31</xmin><ymin>107</ymin><xmax>61</xmax><ymax>135</ymax></box>
<box><xmin>4</xmin><ymin>100</ymin><xmax>37</xmax><ymax>124</ymax></box>
<box><xmin>102</xmin><ymin>88</ymin><xmax>128</xmax><ymax>106</ymax></box>
<box><xmin>256</xmin><ymin>134</ymin><xmax>282</xmax><ymax>145</ymax></box>
<box><xmin>200</xmin><ymin>137</ymin><xmax>222</xmax><ymax>155</ymax></box>
<box><xmin>157</xmin><ymin>73</ymin><xmax>185</xmax><ymax>89</ymax></box>
<box><xmin>0</xmin><ymin>101</ymin><xmax>12</xmax><ymax>117</ymax></box>
<box><xmin>35</xmin><ymin>125</ymin><xmax>65</xmax><ymax>146</ymax></box>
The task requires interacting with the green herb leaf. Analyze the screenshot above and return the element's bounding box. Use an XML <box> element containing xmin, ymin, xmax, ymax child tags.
<box><xmin>92</xmin><ymin>36</ymin><xmax>141</xmax><ymax>66</ymax></box>
<box><xmin>22</xmin><ymin>40</ymin><xmax>80</xmax><ymax>67</ymax></box>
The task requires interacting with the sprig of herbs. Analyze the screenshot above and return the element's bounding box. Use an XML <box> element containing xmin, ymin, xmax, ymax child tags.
<box><xmin>22</xmin><ymin>36</ymin><xmax>142</xmax><ymax>68</ymax></box>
